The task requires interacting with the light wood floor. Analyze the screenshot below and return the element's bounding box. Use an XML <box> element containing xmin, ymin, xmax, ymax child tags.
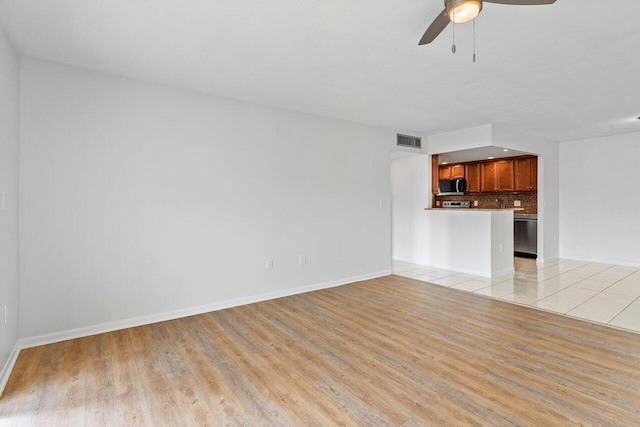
<box><xmin>1</xmin><ymin>275</ymin><xmax>639</xmax><ymax>426</ymax></box>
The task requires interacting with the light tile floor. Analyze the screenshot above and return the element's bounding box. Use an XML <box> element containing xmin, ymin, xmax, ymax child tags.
<box><xmin>392</xmin><ymin>258</ymin><xmax>640</xmax><ymax>334</ymax></box>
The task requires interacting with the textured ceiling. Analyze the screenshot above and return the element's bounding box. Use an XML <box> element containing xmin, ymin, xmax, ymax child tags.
<box><xmin>1</xmin><ymin>0</ymin><xmax>639</xmax><ymax>142</ymax></box>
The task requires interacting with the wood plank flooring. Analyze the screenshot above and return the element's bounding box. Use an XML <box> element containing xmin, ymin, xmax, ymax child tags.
<box><xmin>1</xmin><ymin>274</ymin><xmax>640</xmax><ymax>426</ymax></box>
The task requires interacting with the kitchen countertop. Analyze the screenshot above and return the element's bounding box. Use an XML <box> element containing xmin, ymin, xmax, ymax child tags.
<box><xmin>514</xmin><ymin>214</ymin><xmax>538</xmax><ymax>220</ymax></box>
<box><xmin>425</xmin><ymin>208</ymin><xmax>525</xmax><ymax>212</ymax></box>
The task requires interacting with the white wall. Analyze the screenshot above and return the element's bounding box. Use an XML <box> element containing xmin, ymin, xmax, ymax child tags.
<box><xmin>560</xmin><ymin>133</ymin><xmax>640</xmax><ymax>266</ymax></box>
<box><xmin>19</xmin><ymin>59</ymin><xmax>395</xmax><ymax>340</ymax></box>
<box><xmin>391</xmin><ymin>155</ymin><xmax>513</xmax><ymax>277</ymax></box>
<box><xmin>492</xmin><ymin>125</ymin><xmax>560</xmax><ymax>263</ymax></box>
<box><xmin>0</xmin><ymin>23</ymin><xmax>20</xmax><ymax>389</ymax></box>
<box><xmin>490</xmin><ymin>211</ymin><xmax>515</xmax><ymax>274</ymax></box>
<box><xmin>390</xmin><ymin>155</ymin><xmax>431</xmax><ymax>259</ymax></box>
<box><xmin>427</xmin><ymin>124</ymin><xmax>493</xmax><ymax>154</ymax></box>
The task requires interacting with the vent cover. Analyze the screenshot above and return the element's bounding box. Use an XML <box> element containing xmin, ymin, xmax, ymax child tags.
<box><xmin>397</xmin><ymin>134</ymin><xmax>421</xmax><ymax>149</ymax></box>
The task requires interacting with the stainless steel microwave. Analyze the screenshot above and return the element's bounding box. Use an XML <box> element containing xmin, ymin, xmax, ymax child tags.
<box><xmin>438</xmin><ymin>179</ymin><xmax>466</xmax><ymax>195</ymax></box>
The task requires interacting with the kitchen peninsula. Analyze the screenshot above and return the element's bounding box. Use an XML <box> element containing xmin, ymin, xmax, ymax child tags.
<box><xmin>419</xmin><ymin>208</ymin><xmax>516</xmax><ymax>277</ymax></box>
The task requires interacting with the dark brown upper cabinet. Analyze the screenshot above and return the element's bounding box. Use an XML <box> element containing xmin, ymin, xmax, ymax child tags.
<box><xmin>514</xmin><ymin>156</ymin><xmax>538</xmax><ymax>192</ymax></box>
<box><xmin>465</xmin><ymin>163</ymin><xmax>481</xmax><ymax>193</ymax></box>
<box><xmin>439</xmin><ymin>164</ymin><xmax>465</xmax><ymax>180</ymax></box>
<box><xmin>481</xmin><ymin>160</ymin><xmax>514</xmax><ymax>193</ymax></box>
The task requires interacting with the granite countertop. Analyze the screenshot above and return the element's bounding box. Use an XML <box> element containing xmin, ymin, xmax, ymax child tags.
<box><xmin>425</xmin><ymin>208</ymin><xmax>525</xmax><ymax>212</ymax></box>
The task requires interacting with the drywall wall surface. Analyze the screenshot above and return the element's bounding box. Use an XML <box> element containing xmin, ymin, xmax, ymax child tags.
<box><xmin>427</xmin><ymin>124</ymin><xmax>493</xmax><ymax>155</ymax></box>
<box><xmin>559</xmin><ymin>132</ymin><xmax>640</xmax><ymax>266</ymax></box>
<box><xmin>390</xmin><ymin>155</ymin><xmax>431</xmax><ymax>259</ymax></box>
<box><xmin>19</xmin><ymin>58</ymin><xmax>393</xmax><ymax>338</ymax></box>
<box><xmin>491</xmin><ymin>125</ymin><xmax>560</xmax><ymax>262</ymax></box>
<box><xmin>391</xmin><ymin>155</ymin><xmax>514</xmax><ymax>277</ymax></box>
<box><xmin>491</xmin><ymin>210</ymin><xmax>515</xmax><ymax>274</ymax></box>
<box><xmin>0</xmin><ymin>23</ymin><xmax>20</xmax><ymax>387</ymax></box>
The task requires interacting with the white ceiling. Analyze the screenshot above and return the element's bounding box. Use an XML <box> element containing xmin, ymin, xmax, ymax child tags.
<box><xmin>1</xmin><ymin>0</ymin><xmax>639</xmax><ymax>142</ymax></box>
<box><xmin>438</xmin><ymin>147</ymin><xmax>529</xmax><ymax>164</ymax></box>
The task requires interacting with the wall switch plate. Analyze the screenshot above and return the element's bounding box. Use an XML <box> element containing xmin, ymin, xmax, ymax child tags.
<box><xmin>514</xmin><ymin>200</ymin><xmax>521</xmax><ymax>207</ymax></box>
<box><xmin>474</xmin><ymin>200</ymin><xmax>478</xmax><ymax>207</ymax></box>
<box><xmin>299</xmin><ymin>254</ymin><xmax>306</xmax><ymax>265</ymax></box>
<box><xmin>266</xmin><ymin>259</ymin><xmax>274</xmax><ymax>270</ymax></box>
<box><xmin>499</xmin><ymin>244</ymin><xmax>503</xmax><ymax>253</ymax></box>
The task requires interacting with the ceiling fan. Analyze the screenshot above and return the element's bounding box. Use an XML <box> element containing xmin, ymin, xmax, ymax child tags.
<box><xmin>419</xmin><ymin>0</ymin><xmax>557</xmax><ymax>45</ymax></box>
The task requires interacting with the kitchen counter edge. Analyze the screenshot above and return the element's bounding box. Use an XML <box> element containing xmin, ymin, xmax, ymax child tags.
<box><xmin>424</xmin><ymin>208</ymin><xmax>526</xmax><ymax>212</ymax></box>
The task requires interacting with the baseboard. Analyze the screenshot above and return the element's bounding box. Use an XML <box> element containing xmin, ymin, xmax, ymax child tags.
<box><xmin>491</xmin><ymin>267</ymin><xmax>516</xmax><ymax>277</ymax></box>
<box><xmin>536</xmin><ymin>256</ymin><xmax>559</xmax><ymax>266</ymax></box>
<box><xmin>393</xmin><ymin>257</ymin><xmax>513</xmax><ymax>278</ymax></box>
<box><xmin>0</xmin><ymin>342</ymin><xmax>20</xmax><ymax>397</ymax></box>
<box><xmin>558</xmin><ymin>254</ymin><xmax>640</xmax><ymax>269</ymax></box>
<box><xmin>17</xmin><ymin>270</ymin><xmax>391</xmax><ymax>350</ymax></box>
<box><xmin>392</xmin><ymin>256</ymin><xmax>422</xmax><ymax>265</ymax></box>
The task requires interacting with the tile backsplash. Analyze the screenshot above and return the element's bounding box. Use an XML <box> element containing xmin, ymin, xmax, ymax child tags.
<box><xmin>435</xmin><ymin>193</ymin><xmax>538</xmax><ymax>214</ymax></box>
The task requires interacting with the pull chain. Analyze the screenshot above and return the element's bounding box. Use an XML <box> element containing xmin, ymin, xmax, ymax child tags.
<box><xmin>473</xmin><ymin>18</ymin><xmax>476</xmax><ymax>62</ymax></box>
<box><xmin>452</xmin><ymin>10</ymin><xmax>456</xmax><ymax>54</ymax></box>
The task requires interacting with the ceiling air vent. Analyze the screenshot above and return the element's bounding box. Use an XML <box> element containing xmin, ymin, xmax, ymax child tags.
<box><xmin>397</xmin><ymin>134</ymin><xmax>421</xmax><ymax>149</ymax></box>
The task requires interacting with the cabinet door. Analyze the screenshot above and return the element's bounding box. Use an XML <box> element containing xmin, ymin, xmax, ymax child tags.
<box><xmin>514</xmin><ymin>157</ymin><xmax>538</xmax><ymax>192</ymax></box>
<box><xmin>451</xmin><ymin>164</ymin><xmax>465</xmax><ymax>179</ymax></box>
<box><xmin>465</xmin><ymin>163</ymin><xmax>481</xmax><ymax>193</ymax></box>
<box><xmin>497</xmin><ymin>160</ymin><xmax>514</xmax><ymax>192</ymax></box>
<box><xmin>514</xmin><ymin>158</ymin><xmax>531</xmax><ymax>192</ymax></box>
<box><xmin>481</xmin><ymin>162</ymin><xmax>498</xmax><ymax>193</ymax></box>
<box><xmin>529</xmin><ymin>157</ymin><xmax>538</xmax><ymax>191</ymax></box>
<box><xmin>431</xmin><ymin>155</ymin><xmax>439</xmax><ymax>194</ymax></box>
<box><xmin>439</xmin><ymin>166</ymin><xmax>451</xmax><ymax>180</ymax></box>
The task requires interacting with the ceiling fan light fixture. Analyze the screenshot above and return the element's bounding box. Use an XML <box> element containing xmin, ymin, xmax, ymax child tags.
<box><xmin>448</xmin><ymin>0</ymin><xmax>482</xmax><ymax>24</ymax></box>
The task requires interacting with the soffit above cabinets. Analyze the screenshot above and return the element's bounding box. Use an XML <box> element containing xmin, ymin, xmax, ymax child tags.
<box><xmin>438</xmin><ymin>147</ymin><xmax>530</xmax><ymax>165</ymax></box>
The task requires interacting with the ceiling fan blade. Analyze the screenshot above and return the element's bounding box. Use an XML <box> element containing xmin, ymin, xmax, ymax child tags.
<box><xmin>484</xmin><ymin>0</ymin><xmax>556</xmax><ymax>4</ymax></box>
<box><xmin>419</xmin><ymin>9</ymin><xmax>450</xmax><ymax>45</ymax></box>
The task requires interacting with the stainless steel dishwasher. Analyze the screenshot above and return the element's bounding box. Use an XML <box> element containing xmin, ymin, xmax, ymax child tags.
<box><xmin>514</xmin><ymin>215</ymin><xmax>537</xmax><ymax>258</ymax></box>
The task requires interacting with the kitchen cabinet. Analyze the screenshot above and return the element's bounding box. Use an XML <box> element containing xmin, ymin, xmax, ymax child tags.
<box><xmin>481</xmin><ymin>160</ymin><xmax>514</xmax><ymax>193</ymax></box>
<box><xmin>431</xmin><ymin>155</ymin><xmax>439</xmax><ymax>195</ymax></box>
<box><xmin>465</xmin><ymin>163</ymin><xmax>481</xmax><ymax>193</ymax></box>
<box><xmin>433</xmin><ymin>155</ymin><xmax>536</xmax><ymax>196</ymax></box>
<box><xmin>439</xmin><ymin>164</ymin><xmax>465</xmax><ymax>180</ymax></box>
<box><xmin>514</xmin><ymin>157</ymin><xmax>537</xmax><ymax>192</ymax></box>
<box><xmin>481</xmin><ymin>162</ymin><xmax>498</xmax><ymax>193</ymax></box>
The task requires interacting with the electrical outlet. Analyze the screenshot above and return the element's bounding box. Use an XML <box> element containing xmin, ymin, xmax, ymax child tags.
<box><xmin>299</xmin><ymin>254</ymin><xmax>306</xmax><ymax>265</ymax></box>
<box><xmin>266</xmin><ymin>259</ymin><xmax>274</xmax><ymax>270</ymax></box>
<box><xmin>514</xmin><ymin>200</ymin><xmax>521</xmax><ymax>207</ymax></box>
<box><xmin>473</xmin><ymin>200</ymin><xmax>478</xmax><ymax>207</ymax></box>
<box><xmin>436</xmin><ymin>201</ymin><xmax>441</xmax><ymax>207</ymax></box>
<box><xmin>499</xmin><ymin>244</ymin><xmax>503</xmax><ymax>253</ymax></box>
